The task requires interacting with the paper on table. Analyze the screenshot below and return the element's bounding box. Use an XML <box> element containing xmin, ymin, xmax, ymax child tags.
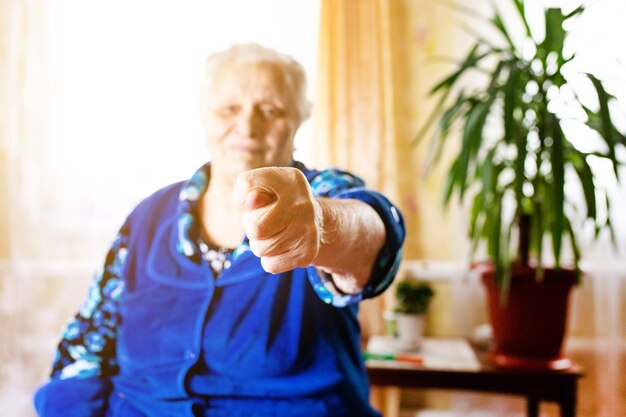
<box><xmin>366</xmin><ymin>335</ymin><xmax>481</xmax><ymax>371</ymax></box>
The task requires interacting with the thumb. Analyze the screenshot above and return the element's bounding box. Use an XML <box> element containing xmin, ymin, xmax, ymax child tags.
<box><xmin>242</xmin><ymin>189</ymin><xmax>275</xmax><ymax>211</ymax></box>
<box><xmin>233</xmin><ymin>170</ymin><xmax>276</xmax><ymax>211</ymax></box>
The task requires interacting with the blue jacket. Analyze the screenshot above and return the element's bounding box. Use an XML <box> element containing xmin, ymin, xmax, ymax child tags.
<box><xmin>35</xmin><ymin>164</ymin><xmax>405</xmax><ymax>417</ymax></box>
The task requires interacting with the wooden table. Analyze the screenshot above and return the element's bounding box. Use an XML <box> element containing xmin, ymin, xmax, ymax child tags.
<box><xmin>366</xmin><ymin>342</ymin><xmax>583</xmax><ymax>417</ymax></box>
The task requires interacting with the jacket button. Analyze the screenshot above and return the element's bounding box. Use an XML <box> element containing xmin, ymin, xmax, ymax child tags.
<box><xmin>184</xmin><ymin>350</ymin><xmax>197</xmax><ymax>360</ymax></box>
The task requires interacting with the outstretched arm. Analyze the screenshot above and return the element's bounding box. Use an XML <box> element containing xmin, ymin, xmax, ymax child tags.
<box><xmin>233</xmin><ymin>166</ymin><xmax>402</xmax><ymax>296</ymax></box>
<box><xmin>312</xmin><ymin>197</ymin><xmax>385</xmax><ymax>294</ymax></box>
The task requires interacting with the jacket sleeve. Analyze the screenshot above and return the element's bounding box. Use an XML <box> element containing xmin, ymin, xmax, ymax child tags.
<box><xmin>34</xmin><ymin>222</ymin><xmax>130</xmax><ymax>417</ymax></box>
<box><xmin>306</xmin><ymin>169</ymin><xmax>406</xmax><ymax>307</ymax></box>
<box><xmin>34</xmin><ymin>377</ymin><xmax>112</xmax><ymax>417</ymax></box>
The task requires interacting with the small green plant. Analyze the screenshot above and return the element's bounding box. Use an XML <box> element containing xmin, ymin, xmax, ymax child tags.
<box><xmin>394</xmin><ymin>280</ymin><xmax>435</xmax><ymax>315</ymax></box>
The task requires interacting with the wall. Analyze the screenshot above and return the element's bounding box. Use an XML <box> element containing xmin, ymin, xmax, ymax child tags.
<box><xmin>0</xmin><ymin>265</ymin><xmax>93</xmax><ymax>417</ymax></box>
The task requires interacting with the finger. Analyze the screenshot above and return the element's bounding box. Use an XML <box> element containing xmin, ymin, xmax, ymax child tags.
<box><xmin>248</xmin><ymin>236</ymin><xmax>282</xmax><ymax>258</ymax></box>
<box><xmin>232</xmin><ymin>171</ymin><xmax>255</xmax><ymax>209</ymax></box>
<box><xmin>253</xmin><ymin>231</ymin><xmax>318</xmax><ymax>272</ymax></box>
<box><xmin>260</xmin><ymin>250</ymin><xmax>313</xmax><ymax>274</ymax></box>
<box><xmin>242</xmin><ymin>189</ymin><xmax>275</xmax><ymax>212</ymax></box>
<box><xmin>247</xmin><ymin>225</ymin><xmax>302</xmax><ymax>257</ymax></box>
<box><xmin>232</xmin><ymin>168</ymin><xmax>281</xmax><ymax>209</ymax></box>
<box><xmin>241</xmin><ymin>205</ymin><xmax>289</xmax><ymax>240</ymax></box>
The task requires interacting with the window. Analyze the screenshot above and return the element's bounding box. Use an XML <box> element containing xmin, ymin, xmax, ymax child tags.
<box><xmin>22</xmin><ymin>0</ymin><xmax>320</xmax><ymax>265</ymax></box>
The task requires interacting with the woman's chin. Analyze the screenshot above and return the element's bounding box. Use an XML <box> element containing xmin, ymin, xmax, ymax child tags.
<box><xmin>214</xmin><ymin>158</ymin><xmax>265</xmax><ymax>181</ymax></box>
<box><xmin>214</xmin><ymin>154</ymin><xmax>290</xmax><ymax>181</ymax></box>
<box><xmin>229</xmin><ymin>154</ymin><xmax>282</xmax><ymax>171</ymax></box>
<box><xmin>234</xmin><ymin>159</ymin><xmax>265</xmax><ymax>173</ymax></box>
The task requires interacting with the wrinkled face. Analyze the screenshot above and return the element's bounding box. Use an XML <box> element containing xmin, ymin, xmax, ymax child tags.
<box><xmin>204</xmin><ymin>61</ymin><xmax>301</xmax><ymax>184</ymax></box>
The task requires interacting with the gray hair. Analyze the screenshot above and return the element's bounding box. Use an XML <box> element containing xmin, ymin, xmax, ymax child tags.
<box><xmin>198</xmin><ymin>43</ymin><xmax>312</xmax><ymax>125</ymax></box>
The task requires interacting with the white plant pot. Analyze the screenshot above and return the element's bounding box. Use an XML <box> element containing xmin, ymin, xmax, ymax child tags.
<box><xmin>394</xmin><ymin>313</ymin><xmax>426</xmax><ymax>351</ymax></box>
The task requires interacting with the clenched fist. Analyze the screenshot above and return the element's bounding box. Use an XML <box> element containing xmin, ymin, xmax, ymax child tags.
<box><xmin>233</xmin><ymin>167</ymin><xmax>323</xmax><ymax>274</ymax></box>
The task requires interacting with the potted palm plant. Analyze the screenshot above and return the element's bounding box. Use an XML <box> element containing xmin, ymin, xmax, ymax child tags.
<box><xmin>418</xmin><ymin>0</ymin><xmax>625</xmax><ymax>369</ymax></box>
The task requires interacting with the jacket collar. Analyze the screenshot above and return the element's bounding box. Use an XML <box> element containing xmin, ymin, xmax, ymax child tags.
<box><xmin>145</xmin><ymin>161</ymin><xmax>309</xmax><ymax>287</ymax></box>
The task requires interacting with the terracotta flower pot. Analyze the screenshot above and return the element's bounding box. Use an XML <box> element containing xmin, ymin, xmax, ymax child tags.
<box><xmin>481</xmin><ymin>265</ymin><xmax>577</xmax><ymax>370</ymax></box>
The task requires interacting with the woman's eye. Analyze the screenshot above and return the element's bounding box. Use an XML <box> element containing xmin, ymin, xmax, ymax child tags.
<box><xmin>218</xmin><ymin>105</ymin><xmax>238</xmax><ymax>116</ymax></box>
<box><xmin>260</xmin><ymin>105</ymin><xmax>283</xmax><ymax>118</ymax></box>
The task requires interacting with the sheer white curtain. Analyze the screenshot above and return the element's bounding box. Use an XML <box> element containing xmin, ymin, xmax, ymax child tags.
<box><xmin>0</xmin><ymin>2</ymin><xmax>319</xmax><ymax>416</ymax></box>
<box><xmin>9</xmin><ymin>0</ymin><xmax>320</xmax><ymax>274</ymax></box>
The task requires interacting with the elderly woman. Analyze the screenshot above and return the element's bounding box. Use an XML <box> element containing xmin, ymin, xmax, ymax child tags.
<box><xmin>34</xmin><ymin>44</ymin><xmax>405</xmax><ymax>417</ymax></box>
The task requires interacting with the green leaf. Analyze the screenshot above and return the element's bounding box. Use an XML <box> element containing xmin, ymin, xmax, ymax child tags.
<box><xmin>425</xmin><ymin>93</ymin><xmax>470</xmax><ymax>169</ymax></box>
<box><xmin>568</xmin><ymin>148</ymin><xmax>596</xmax><ymax>219</ymax></box>
<box><xmin>483</xmin><ymin>160</ymin><xmax>504</xmax><ymax>266</ymax></box>
<box><xmin>480</xmin><ymin>146</ymin><xmax>497</xmax><ymax>206</ymax></box>
<box><xmin>564</xmin><ymin>216</ymin><xmax>582</xmax><ymax>283</ymax></box>
<box><xmin>487</xmin><ymin>187</ymin><xmax>503</xmax><ymax>266</ymax></box>
<box><xmin>395</xmin><ymin>281</ymin><xmax>435</xmax><ymax>314</ymax></box>
<box><xmin>604</xmin><ymin>194</ymin><xmax>618</xmax><ymax>249</ymax></box>
<box><xmin>532</xmin><ymin>181</ymin><xmax>544</xmax><ymax>279</ymax></box>
<box><xmin>549</xmin><ymin>114</ymin><xmax>565</xmax><ymax>268</ymax></box>
<box><xmin>457</xmin><ymin>97</ymin><xmax>495</xmax><ymax>199</ymax></box>
<box><xmin>504</xmin><ymin>64</ymin><xmax>520</xmax><ymax>144</ymax></box>
<box><xmin>413</xmin><ymin>88</ymin><xmax>451</xmax><ymax>147</ymax></box>
<box><xmin>491</xmin><ymin>7</ymin><xmax>516</xmax><ymax>51</ymax></box>
<box><xmin>582</xmin><ymin>103</ymin><xmax>626</xmax><ymax>149</ymax></box>
<box><xmin>541</xmin><ymin>8</ymin><xmax>566</xmax><ymax>58</ymax></box>
<box><xmin>429</xmin><ymin>44</ymin><xmax>491</xmax><ymax>94</ymax></box>
<box><xmin>487</xmin><ymin>59</ymin><xmax>507</xmax><ymax>92</ymax></box>
<box><xmin>442</xmin><ymin>158</ymin><xmax>460</xmax><ymax>206</ymax></box>
<box><xmin>469</xmin><ymin>193</ymin><xmax>485</xmax><ymax>257</ymax></box>
<box><xmin>458</xmin><ymin>23</ymin><xmax>503</xmax><ymax>53</ymax></box>
<box><xmin>499</xmin><ymin>212</ymin><xmax>516</xmax><ymax>301</ymax></box>
<box><xmin>512</xmin><ymin>0</ymin><xmax>532</xmax><ymax>39</ymax></box>
<box><xmin>565</xmin><ymin>5</ymin><xmax>585</xmax><ymax>20</ymax></box>
<box><xmin>587</xmin><ymin>73</ymin><xmax>620</xmax><ymax>179</ymax></box>
<box><xmin>437</xmin><ymin>93</ymin><xmax>469</xmax><ymax>139</ymax></box>
<box><xmin>503</xmin><ymin>64</ymin><xmax>528</xmax><ymax>207</ymax></box>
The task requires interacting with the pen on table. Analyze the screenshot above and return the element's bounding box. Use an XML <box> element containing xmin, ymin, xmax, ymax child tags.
<box><xmin>363</xmin><ymin>351</ymin><xmax>424</xmax><ymax>365</ymax></box>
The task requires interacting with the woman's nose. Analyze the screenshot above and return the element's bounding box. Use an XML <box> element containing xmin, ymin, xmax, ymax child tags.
<box><xmin>235</xmin><ymin>107</ymin><xmax>264</xmax><ymax>138</ymax></box>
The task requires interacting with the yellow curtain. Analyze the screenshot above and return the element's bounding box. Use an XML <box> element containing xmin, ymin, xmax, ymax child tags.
<box><xmin>314</xmin><ymin>0</ymin><xmax>398</xmax><ymax>194</ymax></box>
<box><xmin>315</xmin><ymin>0</ymin><xmax>462</xmax><ymax>338</ymax></box>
